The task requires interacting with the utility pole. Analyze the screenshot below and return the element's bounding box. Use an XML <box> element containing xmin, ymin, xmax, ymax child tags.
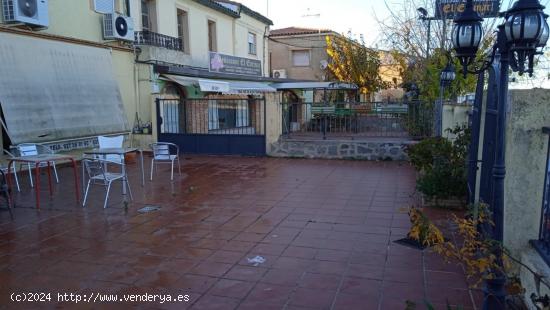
<box><xmin>417</xmin><ymin>7</ymin><xmax>436</xmax><ymax>58</ymax></box>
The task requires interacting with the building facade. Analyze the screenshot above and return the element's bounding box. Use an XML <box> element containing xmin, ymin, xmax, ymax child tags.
<box><xmin>269</xmin><ymin>27</ymin><xmax>403</xmax><ymax>101</ymax></box>
<box><xmin>269</xmin><ymin>27</ymin><xmax>336</xmax><ymax>82</ymax></box>
<box><xmin>0</xmin><ymin>0</ymin><xmax>274</xmax><ymax>152</ymax></box>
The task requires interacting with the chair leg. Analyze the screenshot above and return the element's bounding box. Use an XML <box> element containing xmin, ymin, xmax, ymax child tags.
<box><xmin>150</xmin><ymin>158</ymin><xmax>154</xmax><ymax>181</ymax></box>
<box><xmin>126</xmin><ymin>178</ymin><xmax>133</xmax><ymax>201</ymax></box>
<box><xmin>11</xmin><ymin>163</ymin><xmax>20</xmax><ymax>192</ymax></box>
<box><xmin>177</xmin><ymin>157</ymin><xmax>182</xmax><ymax>176</ymax></box>
<box><xmin>104</xmin><ymin>181</ymin><xmax>112</xmax><ymax>209</ymax></box>
<box><xmin>170</xmin><ymin>160</ymin><xmax>174</xmax><ymax>181</ymax></box>
<box><xmin>27</xmin><ymin>163</ymin><xmax>33</xmax><ymax>188</ymax></box>
<box><xmin>4</xmin><ymin>190</ymin><xmax>13</xmax><ymax>220</ymax></box>
<box><xmin>82</xmin><ymin>180</ymin><xmax>91</xmax><ymax>207</ymax></box>
<box><xmin>51</xmin><ymin>161</ymin><xmax>59</xmax><ymax>183</ymax></box>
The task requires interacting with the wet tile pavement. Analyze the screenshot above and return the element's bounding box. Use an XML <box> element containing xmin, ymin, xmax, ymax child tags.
<box><xmin>0</xmin><ymin>155</ymin><xmax>481</xmax><ymax>309</ymax></box>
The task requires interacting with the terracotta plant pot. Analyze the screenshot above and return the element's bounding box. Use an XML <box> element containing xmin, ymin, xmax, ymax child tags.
<box><xmin>422</xmin><ymin>195</ymin><xmax>466</xmax><ymax>209</ymax></box>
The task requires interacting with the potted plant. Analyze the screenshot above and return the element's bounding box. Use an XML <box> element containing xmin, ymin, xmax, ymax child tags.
<box><xmin>405</xmin><ymin>125</ymin><xmax>470</xmax><ymax>208</ymax></box>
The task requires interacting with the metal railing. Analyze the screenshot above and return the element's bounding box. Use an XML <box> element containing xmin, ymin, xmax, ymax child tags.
<box><xmin>134</xmin><ymin>31</ymin><xmax>183</xmax><ymax>51</ymax></box>
<box><xmin>281</xmin><ymin>101</ymin><xmax>433</xmax><ymax>139</ymax></box>
<box><xmin>157</xmin><ymin>98</ymin><xmax>265</xmax><ymax>136</ymax></box>
<box><xmin>531</xmin><ymin>127</ymin><xmax>550</xmax><ymax>266</ymax></box>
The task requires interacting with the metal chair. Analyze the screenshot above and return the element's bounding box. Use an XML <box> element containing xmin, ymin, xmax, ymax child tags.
<box><xmin>0</xmin><ymin>169</ymin><xmax>13</xmax><ymax>219</ymax></box>
<box><xmin>149</xmin><ymin>142</ymin><xmax>181</xmax><ymax>181</ymax></box>
<box><xmin>16</xmin><ymin>143</ymin><xmax>59</xmax><ymax>187</ymax></box>
<box><xmin>97</xmin><ymin>135</ymin><xmax>124</xmax><ymax>163</ymax></box>
<box><xmin>82</xmin><ymin>158</ymin><xmax>132</xmax><ymax>209</ymax></box>
<box><xmin>2</xmin><ymin>149</ymin><xmax>20</xmax><ymax>192</ymax></box>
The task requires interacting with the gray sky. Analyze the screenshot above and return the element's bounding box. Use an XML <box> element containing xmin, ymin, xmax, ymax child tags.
<box><xmin>238</xmin><ymin>0</ymin><xmax>550</xmax><ymax>46</ymax></box>
<box><xmin>237</xmin><ymin>0</ymin><xmax>389</xmax><ymax>45</ymax></box>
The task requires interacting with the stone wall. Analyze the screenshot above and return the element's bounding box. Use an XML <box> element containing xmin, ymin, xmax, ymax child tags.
<box><xmin>493</xmin><ymin>89</ymin><xmax>550</xmax><ymax>309</ymax></box>
<box><xmin>268</xmin><ymin>139</ymin><xmax>413</xmax><ymax>161</ymax></box>
<box><xmin>504</xmin><ymin>89</ymin><xmax>550</xmax><ymax>258</ymax></box>
<box><xmin>265</xmin><ymin>93</ymin><xmax>283</xmax><ymax>151</ymax></box>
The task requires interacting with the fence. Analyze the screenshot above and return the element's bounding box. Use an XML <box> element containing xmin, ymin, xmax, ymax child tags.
<box><xmin>158</xmin><ymin>98</ymin><xmax>265</xmax><ymax>136</ymax></box>
<box><xmin>281</xmin><ymin>101</ymin><xmax>433</xmax><ymax>139</ymax></box>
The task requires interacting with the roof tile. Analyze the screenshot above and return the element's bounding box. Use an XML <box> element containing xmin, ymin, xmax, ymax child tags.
<box><xmin>270</xmin><ymin>27</ymin><xmax>334</xmax><ymax>37</ymax></box>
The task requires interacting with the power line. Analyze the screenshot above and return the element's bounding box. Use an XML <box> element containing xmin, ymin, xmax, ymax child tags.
<box><xmin>268</xmin><ymin>37</ymin><xmax>326</xmax><ymax>49</ymax></box>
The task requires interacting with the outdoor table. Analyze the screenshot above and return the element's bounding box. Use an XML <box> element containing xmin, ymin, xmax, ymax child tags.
<box><xmin>82</xmin><ymin>148</ymin><xmax>144</xmax><ymax>207</ymax></box>
<box><xmin>6</xmin><ymin>154</ymin><xmax>80</xmax><ymax>209</ymax></box>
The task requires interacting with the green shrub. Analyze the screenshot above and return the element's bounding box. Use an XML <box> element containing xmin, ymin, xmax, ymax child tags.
<box><xmin>406</xmin><ymin>125</ymin><xmax>470</xmax><ymax>201</ymax></box>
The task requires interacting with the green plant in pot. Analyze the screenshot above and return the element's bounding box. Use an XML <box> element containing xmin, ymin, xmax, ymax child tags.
<box><xmin>406</xmin><ymin>125</ymin><xmax>470</xmax><ymax>208</ymax></box>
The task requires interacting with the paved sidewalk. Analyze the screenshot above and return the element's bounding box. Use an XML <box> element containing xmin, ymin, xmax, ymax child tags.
<box><xmin>0</xmin><ymin>156</ymin><xmax>481</xmax><ymax>309</ymax></box>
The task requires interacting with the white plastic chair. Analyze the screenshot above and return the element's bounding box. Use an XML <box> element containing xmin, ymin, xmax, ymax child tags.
<box><xmin>82</xmin><ymin>158</ymin><xmax>132</xmax><ymax>209</ymax></box>
<box><xmin>16</xmin><ymin>143</ymin><xmax>59</xmax><ymax>188</ymax></box>
<box><xmin>2</xmin><ymin>150</ymin><xmax>19</xmax><ymax>192</ymax></box>
<box><xmin>97</xmin><ymin>135</ymin><xmax>124</xmax><ymax>163</ymax></box>
<box><xmin>149</xmin><ymin>142</ymin><xmax>181</xmax><ymax>181</ymax></box>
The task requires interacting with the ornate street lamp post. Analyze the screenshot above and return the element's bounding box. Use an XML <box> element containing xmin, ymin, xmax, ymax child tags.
<box><xmin>451</xmin><ymin>0</ymin><xmax>548</xmax><ymax>309</ymax></box>
<box><xmin>437</xmin><ymin>62</ymin><xmax>456</xmax><ymax>136</ymax></box>
<box><xmin>451</xmin><ymin>0</ymin><xmax>483</xmax><ymax>76</ymax></box>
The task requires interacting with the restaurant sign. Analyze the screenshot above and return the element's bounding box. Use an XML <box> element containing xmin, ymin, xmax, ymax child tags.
<box><xmin>209</xmin><ymin>52</ymin><xmax>262</xmax><ymax>77</ymax></box>
<box><xmin>434</xmin><ymin>0</ymin><xmax>500</xmax><ymax>19</ymax></box>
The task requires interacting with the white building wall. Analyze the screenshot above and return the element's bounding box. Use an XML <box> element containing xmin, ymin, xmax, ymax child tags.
<box><xmin>133</xmin><ymin>0</ymin><xmax>268</xmax><ymax>74</ymax></box>
<box><xmin>234</xmin><ymin>15</ymin><xmax>268</xmax><ymax>76</ymax></box>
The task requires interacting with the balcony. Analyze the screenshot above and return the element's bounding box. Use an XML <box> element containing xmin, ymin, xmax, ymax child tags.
<box><xmin>134</xmin><ymin>30</ymin><xmax>183</xmax><ymax>51</ymax></box>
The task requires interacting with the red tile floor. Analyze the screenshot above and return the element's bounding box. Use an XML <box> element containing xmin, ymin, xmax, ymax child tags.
<box><xmin>0</xmin><ymin>156</ymin><xmax>482</xmax><ymax>309</ymax></box>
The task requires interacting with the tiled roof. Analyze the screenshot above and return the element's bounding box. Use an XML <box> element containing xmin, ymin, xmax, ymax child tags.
<box><xmin>192</xmin><ymin>0</ymin><xmax>239</xmax><ymax>18</ymax></box>
<box><xmin>269</xmin><ymin>27</ymin><xmax>334</xmax><ymax>37</ymax></box>
<box><xmin>212</xmin><ymin>0</ymin><xmax>273</xmax><ymax>25</ymax></box>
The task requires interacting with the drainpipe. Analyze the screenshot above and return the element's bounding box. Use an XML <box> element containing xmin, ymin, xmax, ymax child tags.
<box><xmin>264</xmin><ymin>25</ymin><xmax>269</xmax><ymax>77</ymax></box>
<box><xmin>232</xmin><ymin>18</ymin><xmax>237</xmax><ymax>55</ymax></box>
<box><xmin>131</xmin><ymin>46</ymin><xmax>142</xmax><ymax>148</ymax></box>
<box><xmin>133</xmin><ymin>46</ymin><xmax>141</xmax><ymax>121</ymax></box>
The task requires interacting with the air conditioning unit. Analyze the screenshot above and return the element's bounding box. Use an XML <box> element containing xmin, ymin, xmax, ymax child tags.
<box><xmin>273</xmin><ymin>69</ymin><xmax>287</xmax><ymax>79</ymax></box>
<box><xmin>2</xmin><ymin>0</ymin><xmax>49</xmax><ymax>28</ymax></box>
<box><xmin>103</xmin><ymin>13</ymin><xmax>134</xmax><ymax>41</ymax></box>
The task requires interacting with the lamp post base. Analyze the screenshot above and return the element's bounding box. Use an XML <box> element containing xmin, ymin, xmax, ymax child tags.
<box><xmin>484</xmin><ymin>277</ymin><xmax>506</xmax><ymax>310</ymax></box>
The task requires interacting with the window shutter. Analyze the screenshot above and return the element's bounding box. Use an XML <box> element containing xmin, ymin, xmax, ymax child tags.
<box><xmin>93</xmin><ymin>0</ymin><xmax>114</xmax><ymax>14</ymax></box>
<box><xmin>292</xmin><ymin>50</ymin><xmax>310</xmax><ymax>66</ymax></box>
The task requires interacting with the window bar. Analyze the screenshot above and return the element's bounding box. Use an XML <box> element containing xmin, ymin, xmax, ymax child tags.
<box><xmin>167</xmin><ymin>101</ymin><xmax>170</xmax><ymax>133</ymax></box>
<box><xmin>170</xmin><ymin>101</ymin><xmax>174</xmax><ymax>134</ymax></box>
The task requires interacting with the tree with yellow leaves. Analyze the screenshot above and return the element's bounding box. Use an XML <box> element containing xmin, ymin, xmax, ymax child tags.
<box><xmin>325</xmin><ymin>32</ymin><xmax>387</xmax><ymax>97</ymax></box>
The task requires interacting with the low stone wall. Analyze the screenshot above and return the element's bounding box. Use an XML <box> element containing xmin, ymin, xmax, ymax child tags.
<box><xmin>268</xmin><ymin>139</ymin><xmax>414</xmax><ymax>161</ymax></box>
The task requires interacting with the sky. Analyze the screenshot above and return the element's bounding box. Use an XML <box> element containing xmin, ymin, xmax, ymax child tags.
<box><xmin>237</xmin><ymin>0</ymin><xmax>550</xmax><ymax>47</ymax></box>
<box><xmin>236</xmin><ymin>0</ymin><xmax>550</xmax><ymax>87</ymax></box>
<box><xmin>236</xmin><ymin>0</ymin><xmax>389</xmax><ymax>45</ymax></box>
